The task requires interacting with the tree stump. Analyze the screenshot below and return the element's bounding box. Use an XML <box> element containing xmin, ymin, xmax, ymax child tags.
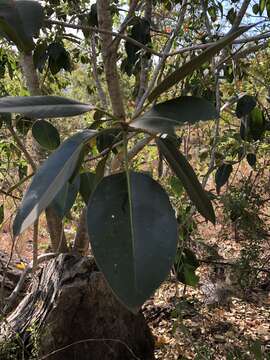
<box><xmin>0</xmin><ymin>253</ymin><xmax>155</xmax><ymax>360</ymax></box>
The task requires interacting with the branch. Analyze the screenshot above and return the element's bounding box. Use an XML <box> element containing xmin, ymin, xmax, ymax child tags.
<box><xmin>134</xmin><ymin>0</ymin><xmax>188</xmax><ymax>115</ymax></box>
<box><xmin>3</xmin><ymin>253</ymin><xmax>56</xmax><ymax>313</ymax></box>
<box><xmin>44</xmin><ymin>19</ymin><xmax>270</xmax><ymax>58</ymax></box>
<box><xmin>96</xmin><ymin>0</ymin><xmax>125</xmax><ymax>119</ymax></box>
<box><xmin>89</xmin><ymin>33</ymin><xmax>108</xmax><ymax>109</ymax></box>
<box><xmin>231</xmin><ymin>0</ymin><xmax>251</xmax><ymax>31</ymax></box>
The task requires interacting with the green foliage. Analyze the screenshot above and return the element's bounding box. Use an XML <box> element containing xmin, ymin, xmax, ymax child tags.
<box><xmin>148</xmin><ymin>26</ymin><xmax>250</xmax><ymax>101</ymax></box>
<box><xmin>174</xmin><ymin>248</ymin><xmax>200</xmax><ymax>287</ymax></box>
<box><xmin>87</xmin><ymin>171</ymin><xmax>178</xmax><ymax>312</ymax></box>
<box><xmin>4</xmin><ymin>0</ymin><xmax>269</xmax><ymax>316</ymax></box>
<box><xmin>13</xmin><ymin>130</ymin><xmax>97</xmax><ymax>236</ymax></box>
<box><xmin>131</xmin><ymin>96</ymin><xmax>217</xmax><ymax>134</ymax></box>
<box><xmin>51</xmin><ymin>175</ymin><xmax>80</xmax><ymax>218</ymax></box>
<box><xmin>32</xmin><ymin>120</ymin><xmax>60</xmax><ymax>150</ymax></box>
<box><xmin>0</xmin><ymin>0</ymin><xmax>44</xmax><ymax>53</ymax></box>
<box><xmin>215</xmin><ymin>163</ymin><xmax>233</xmax><ymax>194</ymax></box>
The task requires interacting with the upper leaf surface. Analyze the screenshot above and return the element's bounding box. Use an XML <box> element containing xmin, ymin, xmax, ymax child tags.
<box><xmin>131</xmin><ymin>97</ymin><xmax>217</xmax><ymax>134</ymax></box>
<box><xmin>13</xmin><ymin>130</ymin><xmax>97</xmax><ymax>236</ymax></box>
<box><xmin>0</xmin><ymin>96</ymin><xmax>93</xmax><ymax>118</ymax></box>
<box><xmin>87</xmin><ymin>171</ymin><xmax>178</xmax><ymax>312</ymax></box>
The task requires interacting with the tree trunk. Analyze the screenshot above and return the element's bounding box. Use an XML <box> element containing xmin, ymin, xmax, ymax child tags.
<box><xmin>0</xmin><ymin>254</ymin><xmax>155</xmax><ymax>360</ymax></box>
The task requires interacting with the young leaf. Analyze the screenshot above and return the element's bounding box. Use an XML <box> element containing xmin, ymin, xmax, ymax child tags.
<box><xmin>131</xmin><ymin>96</ymin><xmax>217</xmax><ymax>134</ymax></box>
<box><xmin>0</xmin><ymin>96</ymin><xmax>93</xmax><ymax>118</ymax></box>
<box><xmin>157</xmin><ymin>137</ymin><xmax>215</xmax><ymax>224</ymax></box>
<box><xmin>32</xmin><ymin>120</ymin><xmax>60</xmax><ymax>150</ymax></box>
<box><xmin>215</xmin><ymin>163</ymin><xmax>233</xmax><ymax>194</ymax></box>
<box><xmin>148</xmin><ymin>26</ymin><xmax>250</xmax><ymax>101</ymax></box>
<box><xmin>13</xmin><ymin>130</ymin><xmax>97</xmax><ymax>236</ymax></box>
<box><xmin>87</xmin><ymin>171</ymin><xmax>178</xmax><ymax>312</ymax></box>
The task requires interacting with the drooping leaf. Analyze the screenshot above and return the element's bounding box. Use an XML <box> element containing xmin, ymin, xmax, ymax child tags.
<box><xmin>148</xmin><ymin>26</ymin><xmax>250</xmax><ymax>101</ymax></box>
<box><xmin>174</xmin><ymin>248</ymin><xmax>200</xmax><ymax>287</ymax></box>
<box><xmin>236</xmin><ymin>95</ymin><xmax>256</xmax><ymax>118</ymax></box>
<box><xmin>87</xmin><ymin>171</ymin><xmax>178</xmax><ymax>312</ymax></box>
<box><xmin>0</xmin><ymin>96</ymin><xmax>93</xmax><ymax>118</ymax></box>
<box><xmin>13</xmin><ymin>130</ymin><xmax>97</xmax><ymax>236</ymax></box>
<box><xmin>32</xmin><ymin>120</ymin><xmax>60</xmax><ymax>150</ymax></box>
<box><xmin>33</xmin><ymin>42</ymin><xmax>48</xmax><ymax>72</ymax></box>
<box><xmin>215</xmin><ymin>163</ymin><xmax>233</xmax><ymax>194</ymax></box>
<box><xmin>157</xmin><ymin>137</ymin><xmax>215</xmax><ymax>224</ymax></box>
<box><xmin>47</xmin><ymin>42</ymin><xmax>71</xmax><ymax>75</ymax></box>
<box><xmin>131</xmin><ymin>96</ymin><xmax>217</xmax><ymax>134</ymax></box>
<box><xmin>51</xmin><ymin>175</ymin><xmax>80</xmax><ymax>218</ymax></box>
<box><xmin>246</xmin><ymin>153</ymin><xmax>256</xmax><ymax>167</ymax></box>
<box><xmin>0</xmin><ymin>0</ymin><xmax>44</xmax><ymax>52</ymax></box>
<box><xmin>79</xmin><ymin>172</ymin><xmax>96</xmax><ymax>204</ymax></box>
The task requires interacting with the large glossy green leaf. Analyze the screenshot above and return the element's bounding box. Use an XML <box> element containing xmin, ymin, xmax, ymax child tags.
<box><xmin>131</xmin><ymin>96</ymin><xmax>217</xmax><ymax>134</ymax></box>
<box><xmin>148</xmin><ymin>26</ymin><xmax>250</xmax><ymax>101</ymax></box>
<box><xmin>157</xmin><ymin>137</ymin><xmax>215</xmax><ymax>224</ymax></box>
<box><xmin>32</xmin><ymin>120</ymin><xmax>60</xmax><ymax>150</ymax></box>
<box><xmin>0</xmin><ymin>0</ymin><xmax>44</xmax><ymax>52</ymax></box>
<box><xmin>51</xmin><ymin>175</ymin><xmax>80</xmax><ymax>218</ymax></box>
<box><xmin>13</xmin><ymin>130</ymin><xmax>97</xmax><ymax>236</ymax></box>
<box><xmin>87</xmin><ymin>171</ymin><xmax>178</xmax><ymax>312</ymax></box>
<box><xmin>0</xmin><ymin>96</ymin><xmax>93</xmax><ymax>118</ymax></box>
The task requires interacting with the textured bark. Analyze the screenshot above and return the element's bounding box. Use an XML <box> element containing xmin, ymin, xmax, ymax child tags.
<box><xmin>0</xmin><ymin>254</ymin><xmax>155</xmax><ymax>360</ymax></box>
<box><xmin>97</xmin><ymin>0</ymin><xmax>125</xmax><ymax>119</ymax></box>
<box><xmin>73</xmin><ymin>208</ymin><xmax>89</xmax><ymax>255</ymax></box>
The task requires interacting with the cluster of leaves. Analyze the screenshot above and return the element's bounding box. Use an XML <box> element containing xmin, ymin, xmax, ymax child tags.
<box><xmin>0</xmin><ymin>0</ymin><xmax>264</xmax><ymax>314</ymax></box>
<box><xmin>214</xmin><ymin>94</ymin><xmax>268</xmax><ymax>194</ymax></box>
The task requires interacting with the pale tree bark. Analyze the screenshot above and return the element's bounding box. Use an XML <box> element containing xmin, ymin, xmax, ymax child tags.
<box><xmin>20</xmin><ymin>53</ymin><xmax>68</xmax><ymax>253</ymax></box>
<box><xmin>97</xmin><ymin>0</ymin><xmax>126</xmax><ymax>119</ymax></box>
